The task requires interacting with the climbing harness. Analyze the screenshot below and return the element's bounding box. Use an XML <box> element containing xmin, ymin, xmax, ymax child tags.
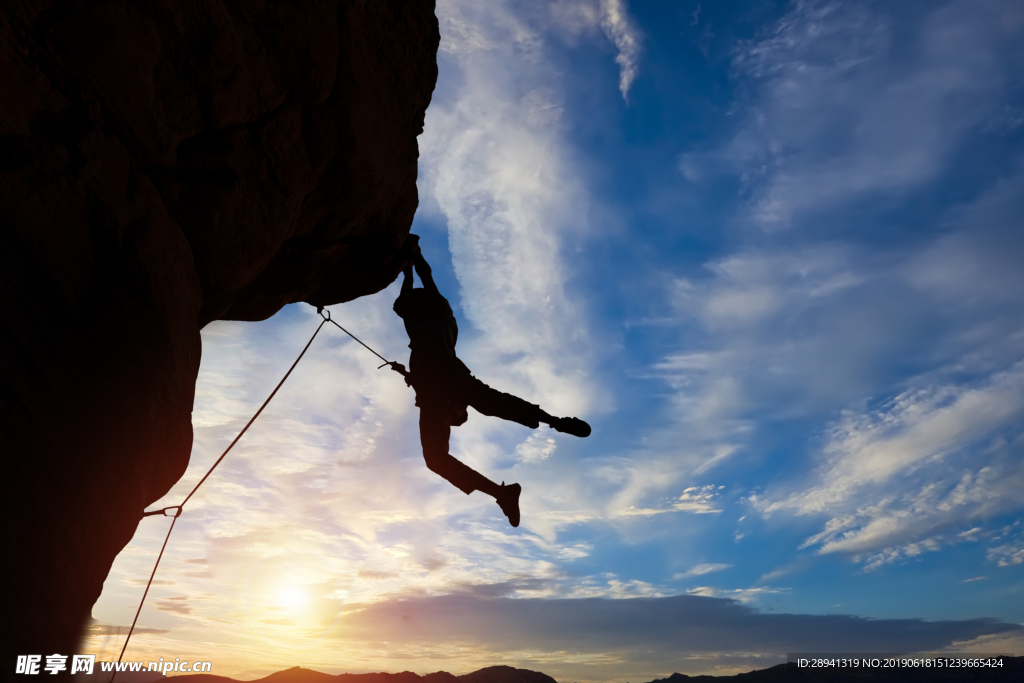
<box><xmin>110</xmin><ymin>306</ymin><xmax>403</xmax><ymax>682</ymax></box>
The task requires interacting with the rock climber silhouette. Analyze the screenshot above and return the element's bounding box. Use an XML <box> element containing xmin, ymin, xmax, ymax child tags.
<box><xmin>389</xmin><ymin>235</ymin><xmax>590</xmax><ymax>527</ymax></box>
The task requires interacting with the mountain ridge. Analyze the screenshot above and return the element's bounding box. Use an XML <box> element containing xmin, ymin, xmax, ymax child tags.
<box><xmin>147</xmin><ymin>659</ymin><xmax>1023</xmax><ymax>683</ymax></box>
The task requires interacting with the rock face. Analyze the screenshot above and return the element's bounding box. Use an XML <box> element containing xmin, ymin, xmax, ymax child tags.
<box><xmin>0</xmin><ymin>0</ymin><xmax>438</xmax><ymax>674</ymax></box>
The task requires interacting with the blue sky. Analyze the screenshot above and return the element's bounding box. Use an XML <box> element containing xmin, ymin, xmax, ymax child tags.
<box><xmin>89</xmin><ymin>0</ymin><xmax>1024</xmax><ymax>679</ymax></box>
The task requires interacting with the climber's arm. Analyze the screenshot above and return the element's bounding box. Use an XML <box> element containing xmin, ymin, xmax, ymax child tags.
<box><xmin>390</xmin><ymin>269</ymin><xmax>412</xmax><ymax>384</ymax></box>
<box><xmin>401</xmin><ymin>262</ymin><xmax>414</xmax><ymax>295</ymax></box>
<box><xmin>413</xmin><ymin>252</ymin><xmax>440</xmax><ymax>296</ymax></box>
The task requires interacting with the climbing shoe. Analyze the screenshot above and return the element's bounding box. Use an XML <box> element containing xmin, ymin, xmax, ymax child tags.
<box><xmin>551</xmin><ymin>416</ymin><xmax>591</xmax><ymax>437</ymax></box>
<box><xmin>496</xmin><ymin>482</ymin><xmax>522</xmax><ymax>527</ymax></box>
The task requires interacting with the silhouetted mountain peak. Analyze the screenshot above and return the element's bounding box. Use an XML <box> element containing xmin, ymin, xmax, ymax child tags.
<box><xmin>259</xmin><ymin>667</ymin><xmax>338</xmax><ymax>683</ymax></box>
<box><xmin>458</xmin><ymin>665</ymin><xmax>557</xmax><ymax>683</ymax></box>
<box><xmin>646</xmin><ymin>675</ymin><xmax>693</xmax><ymax>683</ymax></box>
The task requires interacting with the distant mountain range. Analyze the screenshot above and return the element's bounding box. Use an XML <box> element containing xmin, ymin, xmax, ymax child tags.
<box><xmin>643</xmin><ymin>662</ymin><xmax>1022</xmax><ymax>682</ymax></box>
<box><xmin>79</xmin><ymin>660</ymin><xmax>1023</xmax><ymax>683</ymax></box>
<box><xmin>171</xmin><ymin>666</ymin><xmax>556</xmax><ymax>683</ymax></box>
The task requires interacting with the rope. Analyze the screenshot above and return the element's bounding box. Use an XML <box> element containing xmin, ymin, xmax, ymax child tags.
<box><xmin>112</xmin><ymin>313</ymin><xmax>330</xmax><ymax>681</ymax></box>
<box><xmin>112</xmin><ymin>508</ymin><xmax>180</xmax><ymax>680</ymax></box>
<box><xmin>318</xmin><ymin>306</ymin><xmax>409</xmax><ymax>376</ymax></box>
<box><xmin>179</xmin><ymin>315</ymin><xmax>327</xmax><ymax>509</ymax></box>
<box><xmin>113</xmin><ymin>307</ymin><xmax>403</xmax><ymax>681</ymax></box>
<box><xmin>318</xmin><ymin>306</ymin><xmax>396</xmax><ymax>369</ymax></box>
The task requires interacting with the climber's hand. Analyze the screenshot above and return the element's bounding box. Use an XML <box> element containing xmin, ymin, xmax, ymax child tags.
<box><xmin>399</xmin><ymin>235</ymin><xmax>421</xmax><ymax>284</ymax></box>
<box><xmin>388</xmin><ymin>361</ymin><xmax>408</xmax><ymax>377</ymax></box>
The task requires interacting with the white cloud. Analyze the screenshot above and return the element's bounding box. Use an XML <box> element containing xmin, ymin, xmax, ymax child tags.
<box><xmin>425</xmin><ymin>0</ymin><xmax>599</xmax><ymax>418</ymax></box>
<box><xmin>986</xmin><ymin>521</ymin><xmax>1024</xmax><ymax>567</ymax></box>
<box><xmin>659</xmin><ymin>30</ymin><xmax>1024</xmax><ymax>563</ymax></box>
<box><xmin>617</xmin><ymin>485</ymin><xmax>724</xmax><ymax>517</ymax></box>
<box><xmin>673</xmin><ymin>245</ymin><xmax>865</xmax><ymax>332</ymax></box>
<box><xmin>548</xmin><ymin>0</ymin><xmax>643</xmax><ymax>101</ymax></box>
<box><xmin>609</xmin><ymin>243</ymin><xmax>901</xmax><ymax>527</ymax></box>
<box><xmin>722</xmin><ymin>0</ymin><xmax>1009</xmax><ymax>230</ymax></box>
<box><xmin>674</xmin><ymin>485</ymin><xmax>726</xmax><ymax>513</ymax></box>
<box><xmin>514</xmin><ymin>432</ymin><xmax>558</xmax><ymax>463</ymax></box>
<box><xmin>674</xmin><ymin>563</ymin><xmax>733</xmax><ymax>580</ymax></box>
<box><xmin>416</xmin><ymin>0</ymin><xmax>652</xmax><ymax>550</ymax></box>
<box><xmin>941</xmin><ymin>628</ymin><xmax>1024</xmax><ymax>658</ymax></box>
<box><xmin>762</xmin><ymin>364</ymin><xmax>1024</xmax><ymax>518</ymax></box>
<box><xmin>599</xmin><ymin>0</ymin><xmax>643</xmax><ymax>101</ymax></box>
<box><xmin>988</xmin><ymin>544</ymin><xmax>1024</xmax><ymax>567</ymax></box>
<box><xmin>650</xmin><ymin>230</ymin><xmax>1024</xmax><ymax>569</ymax></box>
<box><xmin>747</xmin><ymin>367</ymin><xmax>1024</xmax><ymax>567</ymax></box>
<box><xmin>658</xmin><ymin>0</ymin><xmax>1024</xmax><ymax>467</ymax></box>
<box><xmin>906</xmin><ymin>164</ymin><xmax>1024</xmax><ymax>315</ymax></box>
<box><xmin>685</xmin><ymin>585</ymin><xmax>788</xmax><ymax>604</ymax></box>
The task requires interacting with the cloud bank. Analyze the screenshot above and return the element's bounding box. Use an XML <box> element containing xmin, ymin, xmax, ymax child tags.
<box><xmin>334</xmin><ymin>592</ymin><xmax>1021</xmax><ymax>679</ymax></box>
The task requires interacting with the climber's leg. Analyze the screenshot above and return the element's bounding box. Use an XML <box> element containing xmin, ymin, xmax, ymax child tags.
<box><xmin>461</xmin><ymin>375</ymin><xmax>546</xmax><ymax>428</ymax></box>
<box><xmin>419</xmin><ymin>403</ymin><xmax>500</xmax><ymax>497</ymax></box>
<box><xmin>461</xmin><ymin>375</ymin><xmax>591</xmax><ymax>437</ymax></box>
<box><xmin>418</xmin><ymin>403</ymin><xmax>522</xmax><ymax>527</ymax></box>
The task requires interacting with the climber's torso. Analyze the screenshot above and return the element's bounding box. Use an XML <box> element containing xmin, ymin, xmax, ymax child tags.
<box><xmin>393</xmin><ymin>287</ymin><xmax>469</xmax><ymax>394</ymax></box>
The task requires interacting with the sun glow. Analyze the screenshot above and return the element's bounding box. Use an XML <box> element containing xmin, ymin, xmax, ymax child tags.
<box><xmin>279</xmin><ymin>583</ymin><xmax>309</xmax><ymax>612</ymax></box>
<box><xmin>239</xmin><ymin>553</ymin><xmax>349</xmax><ymax>646</ymax></box>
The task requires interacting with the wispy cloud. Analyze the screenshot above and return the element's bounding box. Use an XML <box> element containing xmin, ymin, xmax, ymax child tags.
<box><xmin>674</xmin><ymin>563</ymin><xmax>732</xmax><ymax>580</ymax></box>
<box><xmin>760</xmin><ymin>364</ymin><xmax>1024</xmax><ymax>517</ymax></box>
<box><xmin>723</xmin><ymin>0</ymin><xmax>1010</xmax><ymax>231</ymax></box>
<box><xmin>425</xmin><ymin>0</ymin><xmax>597</xmax><ymax>416</ymax></box>
<box><xmin>419</xmin><ymin>0</ymin><xmax>652</xmax><ymax>549</ymax></box>
<box><xmin>656</xmin><ymin>0</ymin><xmax>1024</xmax><ymax>573</ymax></box>
<box><xmin>618</xmin><ymin>485</ymin><xmax>725</xmax><ymax>517</ymax></box>
<box><xmin>748</xmin><ymin>366</ymin><xmax>1024</xmax><ymax>568</ymax></box>
<box><xmin>548</xmin><ymin>0</ymin><xmax>643</xmax><ymax>101</ymax></box>
<box><xmin>685</xmin><ymin>586</ymin><xmax>788</xmax><ymax>604</ymax></box>
<box><xmin>599</xmin><ymin>0</ymin><xmax>643</xmax><ymax>101</ymax></box>
<box><xmin>674</xmin><ymin>485</ymin><xmax>724</xmax><ymax>513</ymax></box>
<box><xmin>988</xmin><ymin>545</ymin><xmax>1024</xmax><ymax>567</ymax></box>
<box><xmin>987</xmin><ymin>520</ymin><xmax>1024</xmax><ymax>567</ymax></box>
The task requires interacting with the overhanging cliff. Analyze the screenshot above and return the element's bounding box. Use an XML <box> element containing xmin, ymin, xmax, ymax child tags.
<box><xmin>0</xmin><ymin>0</ymin><xmax>438</xmax><ymax>674</ymax></box>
